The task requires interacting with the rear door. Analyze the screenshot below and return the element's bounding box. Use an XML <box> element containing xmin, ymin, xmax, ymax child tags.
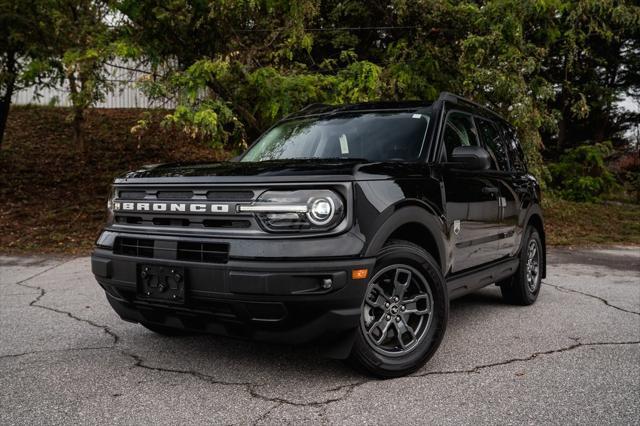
<box><xmin>475</xmin><ymin>117</ymin><xmax>518</xmax><ymax>259</ymax></box>
<box><xmin>497</xmin><ymin>124</ymin><xmax>531</xmax><ymax>256</ymax></box>
<box><xmin>440</xmin><ymin>111</ymin><xmax>503</xmax><ymax>272</ymax></box>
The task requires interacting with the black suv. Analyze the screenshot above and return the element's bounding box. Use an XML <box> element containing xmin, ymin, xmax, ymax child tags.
<box><xmin>92</xmin><ymin>92</ymin><xmax>545</xmax><ymax>377</ymax></box>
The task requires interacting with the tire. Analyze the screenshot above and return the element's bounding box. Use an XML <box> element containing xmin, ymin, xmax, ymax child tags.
<box><xmin>348</xmin><ymin>240</ymin><xmax>448</xmax><ymax>378</ymax></box>
<box><xmin>140</xmin><ymin>322</ymin><xmax>193</xmax><ymax>336</ymax></box>
<box><xmin>500</xmin><ymin>227</ymin><xmax>543</xmax><ymax>305</ymax></box>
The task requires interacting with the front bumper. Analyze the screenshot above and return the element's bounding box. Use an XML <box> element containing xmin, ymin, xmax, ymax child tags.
<box><xmin>92</xmin><ymin>248</ymin><xmax>374</xmax><ymax>346</ymax></box>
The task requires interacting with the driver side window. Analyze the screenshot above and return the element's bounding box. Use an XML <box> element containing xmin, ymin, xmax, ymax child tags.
<box><xmin>442</xmin><ymin>111</ymin><xmax>479</xmax><ymax>161</ymax></box>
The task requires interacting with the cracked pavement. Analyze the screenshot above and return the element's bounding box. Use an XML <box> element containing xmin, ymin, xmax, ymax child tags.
<box><xmin>1</xmin><ymin>247</ymin><xmax>639</xmax><ymax>425</ymax></box>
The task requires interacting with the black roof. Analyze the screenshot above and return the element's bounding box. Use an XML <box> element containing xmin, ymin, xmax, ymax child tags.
<box><xmin>286</xmin><ymin>92</ymin><xmax>510</xmax><ymax>126</ymax></box>
<box><xmin>437</xmin><ymin>92</ymin><xmax>510</xmax><ymax>126</ymax></box>
<box><xmin>286</xmin><ymin>100</ymin><xmax>433</xmax><ymax>119</ymax></box>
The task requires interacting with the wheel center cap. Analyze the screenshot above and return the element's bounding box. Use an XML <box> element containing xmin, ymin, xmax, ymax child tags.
<box><xmin>390</xmin><ymin>305</ymin><xmax>399</xmax><ymax>315</ymax></box>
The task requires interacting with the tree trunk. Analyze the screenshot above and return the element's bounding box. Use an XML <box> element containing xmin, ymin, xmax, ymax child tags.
<box><xmin>72</xmin><ymin>106</ymin><xmax>85</xmax><ymax>155</ymax></box>
<box><xmin>205</xmin><ymin>80</ymin><xmax>261</xmax><ymax>139</ymax></box>
<box><xmin>67</xmin><ymin>71</ymin><xmax>86</xmax><ymax>158</ymax></box>
<box><xmin>0</xmin><ymin>51</ymin><xmax>17</xmax><ymax>149</ymax></box>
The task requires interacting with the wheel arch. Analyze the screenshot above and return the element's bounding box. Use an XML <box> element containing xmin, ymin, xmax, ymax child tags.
<box><xmin>364</xmin><ymin>206</ymin><xmax>447</xmax><ymax>275</ymax></box>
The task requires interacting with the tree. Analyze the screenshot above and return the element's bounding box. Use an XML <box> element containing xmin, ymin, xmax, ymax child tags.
<box><xmin>0</xmin><ymin>0</ymin><xmax>55</xmax><ymax>148</ymax></box>
<box><xmin>117</xmin><ymin>0</ymin><xmax>320</xmax><ymax>147</ymax></box>
<box><xmin>48</xmin><ymin>0</ymin><xmax>117</xmax><ymax>155</ymax></box>
<box><xmin>539</xmin><ymin>0</ymin><xmax>640</xmax><ymax>154</ymax></box>
<box><xmin>117</xmin><ymin>0</ymin><xmax>640</xmax><ymax>179</ymax></box>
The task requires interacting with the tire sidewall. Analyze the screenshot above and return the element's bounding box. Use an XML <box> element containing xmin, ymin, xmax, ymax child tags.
<box><xmin>352</xmin><ymin>242</ymin><xmax>448</xmax><ymax>377</ymax></box>
<box><xmin>519</xmin><ymin>228</ymin><xmax>543</xmax><ymax>304</ymax></box>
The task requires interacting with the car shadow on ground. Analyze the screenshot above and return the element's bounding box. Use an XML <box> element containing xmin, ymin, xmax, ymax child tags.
<box><xmin>119</xmin><ymin>286</ymin><xmax>510</xmax><ymax>382</ymax></box>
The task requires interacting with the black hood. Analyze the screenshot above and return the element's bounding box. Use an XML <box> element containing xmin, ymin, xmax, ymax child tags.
<box><xmin>115</xmin><ymin>159</ymin><xmax>430</xmax><ymax>184</ymax></box>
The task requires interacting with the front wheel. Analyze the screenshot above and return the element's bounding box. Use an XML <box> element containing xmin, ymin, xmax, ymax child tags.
<box><xmin>348</xmin><ymin>240</ymin><xmax>448</xmax><ymax>378</ymax></box>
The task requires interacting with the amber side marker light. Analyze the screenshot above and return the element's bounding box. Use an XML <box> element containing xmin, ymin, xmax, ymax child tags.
<box><xmin>352</xmin><ymin>269</ymin><xmax>369</xmax><ymax>280</ymax></box>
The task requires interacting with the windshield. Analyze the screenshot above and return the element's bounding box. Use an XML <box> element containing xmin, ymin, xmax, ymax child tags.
<box><xmin>241</xmin><ymin>112</ymin><xmax>431</xmax><ymax>162</ymax></box>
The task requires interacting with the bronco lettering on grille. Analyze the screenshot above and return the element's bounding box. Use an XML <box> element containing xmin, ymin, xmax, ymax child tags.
<box><xmin>113</xmin><ymin>202</ymin><xmax>229</xmax><ymax>214</ymax></box>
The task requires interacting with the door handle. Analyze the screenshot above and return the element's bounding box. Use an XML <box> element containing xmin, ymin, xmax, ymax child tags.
<box><xmin>482</xmin><ymin>186</ymin><xmax>499</xmax><ymax>195</ymax></box>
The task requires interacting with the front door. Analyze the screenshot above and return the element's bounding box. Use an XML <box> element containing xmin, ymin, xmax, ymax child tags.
<box><xmin>441</xmin><ymin>111</ymin><xmax>503</xmax><ymax>273</ymax></box>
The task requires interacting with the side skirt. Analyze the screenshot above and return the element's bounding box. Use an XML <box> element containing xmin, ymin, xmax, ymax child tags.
<box><xmin>446</xmin><ymin>257</ymin><xmax>519</xmax><ymax>300</ymax></box>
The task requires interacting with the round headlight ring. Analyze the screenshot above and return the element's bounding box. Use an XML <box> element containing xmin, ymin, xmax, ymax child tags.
<box><xmin>307</xmin><ymin>197</ymin><xmax>335</xmax><ymax>226</ymax></box>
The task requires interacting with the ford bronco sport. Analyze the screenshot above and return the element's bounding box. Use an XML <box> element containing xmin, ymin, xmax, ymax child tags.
<box><xmin>92</xmin><ymin>92</ymin><xmax>545</xmax><ymax>377</ymax></box>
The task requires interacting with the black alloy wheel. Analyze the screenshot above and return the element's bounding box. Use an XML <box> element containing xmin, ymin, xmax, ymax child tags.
<box><xmin>500</xmin><ymin>227</ymin><xmax>543</xmax><ymax>305</ymax></box>
<box><xmin>349</xmin><ymin>240</ymin><xmax>448</xmax><ymax>378</ymax></box>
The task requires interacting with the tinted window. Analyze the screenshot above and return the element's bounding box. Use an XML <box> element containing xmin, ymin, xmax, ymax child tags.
<box><xmin>500</xmin><ymin>124</ymin><xmax>527</xmax><ymax>173</ymax></box>
<box><xmin>442</xmin><ymin>112</ymin><xmax>479</xmax><ymax>160</ymax></box>
<box><xmin>241</xmin><ymin>112</ymin><xmax>431</xmax><ymax>162</ymax></box>
<box><xmin>476</xmin><ymin>118</ymin><xmax>510</xmax><ymax>171</ymax></box>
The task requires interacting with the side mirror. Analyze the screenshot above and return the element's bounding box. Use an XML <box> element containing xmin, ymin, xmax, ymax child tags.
<box><xmin>449</xmin><ymin>146</ymin><xmax>491</xmax><ymax>170</ymax></box>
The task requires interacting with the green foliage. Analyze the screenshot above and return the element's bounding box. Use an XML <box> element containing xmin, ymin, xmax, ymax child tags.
<box><xmin>116</xmin><ymin>0</ymin><xmax>639</xmax><ymax>189</ymax></box>
<box><xmin>49</xmin><ymin>1</ymin><xmax>117</xmax><ymax>112</ymax></box>
<box><xmin>549</xmin><ymin>142</ymin><xmax>619</xmax><ymax>201</ymax></box>
<box><xmin>0</xmin><ymin>0</ymin><xmax>61</xmax><ymax>145</ymax></box>
<box><xmin>4</xmin><ymin>0</ymin><xmax>639</xmax><ymax>192</ymax></box>
<box><xmin>540</xmin><ymin>0</ymin><xmax>640</xmax><ymax>152</ymax></box>
<box><xmin>1</xmin><ymin>0</ymin><xmax>121</xmax><ymax>150</ymax></box>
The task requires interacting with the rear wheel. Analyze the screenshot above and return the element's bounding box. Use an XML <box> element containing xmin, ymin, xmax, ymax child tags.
<box><xmin>500</xmin><ymin>227</ymin><xmax>543</xmax><ymax>305</ymax></box>
<box><xmin>349</xmin><ymin>240</ymin><xmax>448</xmax><ymax>378</ymax></box>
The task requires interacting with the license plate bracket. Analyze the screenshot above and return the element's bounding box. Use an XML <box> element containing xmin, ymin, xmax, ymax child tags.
<box><xmin>138</xmin><ymin>264</ymin><xmax>185</xmax><ymax>304</ymax></box>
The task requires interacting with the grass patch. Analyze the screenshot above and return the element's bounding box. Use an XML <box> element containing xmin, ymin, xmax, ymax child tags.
<box><xmin>542</xmin><ymin>195</ymin><xmax>640</xmax><ymax>246</ymax></box>
<box><xmin>0</xmin><ymin>106</ymin><xmax>229</xmax><ymax>255</ymax></box>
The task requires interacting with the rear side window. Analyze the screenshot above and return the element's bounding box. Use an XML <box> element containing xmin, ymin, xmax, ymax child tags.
<box><xmin>442</xmin><ymin>111</ymin><xmax>480</xmax><ymax>160</ymax></box>
<box><xmin>476</xmin><ymin>118</ymin><xmax>510</xmax><ymax>171</ymax></box>
<box><xmin>500</xmin><ymin>125</ymin><xmax>527</xmax><ymax>173</ymax></box>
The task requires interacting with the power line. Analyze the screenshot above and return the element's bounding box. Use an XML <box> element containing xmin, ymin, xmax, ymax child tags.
<box><xmin>235</xmin><ymin>25</ymin><xmax>421</xmax><ymax>33</ymax></box>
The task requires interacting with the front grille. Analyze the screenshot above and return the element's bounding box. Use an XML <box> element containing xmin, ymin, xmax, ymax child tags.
<box><xmin>152</xmin><ymin>218</ymin><xmax>190</xmax><ymax>227</ymax></box>
<box><xmin>157</xmin><ymin>191</ymin><xmax>193</xmax><ymax>199</ymax></box>
<box><xmin>203</xmin><ymin>219</ymin><xmax>251</xmax><ymax>229</ymax></box>
<box><xmin>115</xmin><ymin>216</ymin><xmax>143</xmax><ymax>225</ymax></box>
<box><xmin>113</xmin><ymin>237</ymin><xmax>154</xmax><ymax>258</ymax></box>
<box><xmin>177</xmin><ymin>241</ymin><xmax>229</xmax><ymax>263</ymax></box>
<box><xmin>207</xmin><ymin>191</ymin><xmax>254</xmax><ymax>200</ymax></box>
<box><xmin>119</xmin><ymin>190</ymin><xmax>146</xmax><ymax>199</ymax></box>
<box><xmin>114</xmin><ymin>215</ymin><xmax>252</xmax><ymax>229</ymax></box>
<box><xmin>112</xmin><ymin>237</ymin><xmax>229</xmax><ymax>264</ymax></box>
<box><xmin>112</xmin><ymin>186</ymin><xmax>258</xmax><ymax>233</ymax></box>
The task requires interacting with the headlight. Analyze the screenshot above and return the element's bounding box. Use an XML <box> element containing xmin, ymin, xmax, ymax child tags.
<box><xmin>239</xmin><ymin>190</ymin><xmax>345</xmax><ymax>232</ymax></box>
<box><xmin>308</xmin><ymin>197</ymin><xmax>334</xmax><ymax>225</ymax></box>
<box><xmin>106</xmin><ymin>187</ymin><xmax>116</xmax><ymax>224</ymax></box>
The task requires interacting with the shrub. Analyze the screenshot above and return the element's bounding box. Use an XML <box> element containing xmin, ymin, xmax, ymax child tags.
<box><xmin>548</xmin><ymin>142</ymin><xmax>619</xmax><ymax>202</ymax></box>
<box><xmin>613</xmin><ymin>151</ymin><xmax>640</xmax><ymax>203</ymax></box>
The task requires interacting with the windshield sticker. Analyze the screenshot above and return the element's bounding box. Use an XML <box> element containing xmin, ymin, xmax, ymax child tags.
<box><xmin>339</xmin><ymin>134</ymin><xmax>349</xmax><ymax>154</ymax></box>
<box><xmin>412</xmin><ymin>114</ymin><xmax>422</xmax><ymax>119</ymax></box>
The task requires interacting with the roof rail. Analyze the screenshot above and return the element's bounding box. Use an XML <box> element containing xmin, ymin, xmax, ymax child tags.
<box><xmin>282</xmin><ymin>102</ymin><xmax>332</xmax><ymax>120</ymax></box>
<box><xmin>436</xmin><ymin>92</ymin><xmax>508</xmax><ymax>123</ymax></box>
<box><xmin>298</xmin><ymin>103</ymin><xmax>330</xmax><ymax>112</ymax></box>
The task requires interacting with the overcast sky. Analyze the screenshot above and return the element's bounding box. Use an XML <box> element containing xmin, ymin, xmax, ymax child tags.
<box><xmin>620</xmin><ymin>96</ymin><xmax>640</xmax><ymax>113</ymax></box>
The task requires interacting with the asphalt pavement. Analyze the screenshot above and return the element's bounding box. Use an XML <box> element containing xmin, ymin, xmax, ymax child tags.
<box><xmin>1</xmin><ymin>247</ymin><xmax>639</xmax><ymax>425</ymax></box>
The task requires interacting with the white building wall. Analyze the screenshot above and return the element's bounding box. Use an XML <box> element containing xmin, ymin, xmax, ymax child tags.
<box><xmin>11</xmin><ymin>60</ymin><xmax>175</xmax><ymax>109</ymax></box>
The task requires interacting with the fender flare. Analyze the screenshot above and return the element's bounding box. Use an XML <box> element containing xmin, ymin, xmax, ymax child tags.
<box><xmin>363</xmin><ymin>206</ymin><xmax>448</xmax><ymax>274</ymax></box>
